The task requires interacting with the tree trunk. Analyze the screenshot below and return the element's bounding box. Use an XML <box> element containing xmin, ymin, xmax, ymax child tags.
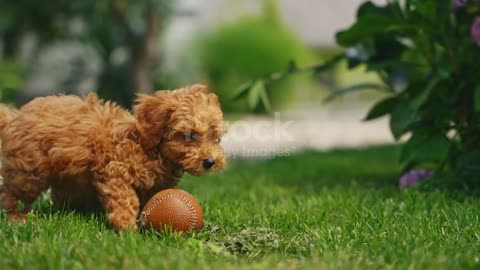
<box><xmin>132</xmin><ymin>57</ymin><xmax>153</xmax><ymax>93</ymax></box>
<box><xmin>112</xmin><ymin>0</ymin><xmax>161</xmax><ymax>93</ymax></box>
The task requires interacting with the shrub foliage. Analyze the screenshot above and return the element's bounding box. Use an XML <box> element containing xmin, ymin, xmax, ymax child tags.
<box><xmin>241</xmin><ymin>0</ymin><xmax>480</xmax><ymax>175</ymax></box>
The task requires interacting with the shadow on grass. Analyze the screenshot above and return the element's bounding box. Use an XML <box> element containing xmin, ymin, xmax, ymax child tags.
<box><xmin>31</xmin><ymin>197</ymin><xmax>107</xmax><ymax>223</ymax></box>
<box><xmin>220</xmin><ymin>144</ymin><xmax>480</xmax><ymax>199</ymax></box>
<box><xmin>416</xmin><ymin>175</ymin><xmax>480</xmax><ymax>199</ymax></box>
<box><xmin>225</xmin><ymin>144</ymin><xmax>403</xmax><ymax>192</ymax></box>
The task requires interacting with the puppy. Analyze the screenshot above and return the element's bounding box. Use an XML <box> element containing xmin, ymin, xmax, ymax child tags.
<box><xmin>0</xmin><ymin>84</ymin><xmax>226</xmax><ymax>230</ymax></box>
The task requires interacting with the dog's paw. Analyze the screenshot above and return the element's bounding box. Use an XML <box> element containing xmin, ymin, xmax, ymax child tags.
<box><xmin>111</xmin><ymin>220</ymin><xmax>138</xmax><ymax>232</ymax></box>
<box><xmin>7</xmin><ymin>212</ymin><xmax>28</xmax><ymax>223</ymax></box>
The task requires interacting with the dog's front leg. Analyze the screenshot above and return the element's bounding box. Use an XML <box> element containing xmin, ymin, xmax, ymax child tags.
<box><xmin>94</xmin><ymin>162</ymin><xmax>140</xmax><ymax>231</ymax></box>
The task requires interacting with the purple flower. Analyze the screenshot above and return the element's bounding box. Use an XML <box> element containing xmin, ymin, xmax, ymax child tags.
<box><xmin>399</xmin><ymin>169</ymin><xmax>433</xmax><ymax>188</ymax></box>
<box><xmin>471</xmin><ymin>17</ymin><xmax>480</xmax><ymax>46</ymax></box>
<box><xmin>417</xmin><ymin>169</ymin><xmax>432</xmax><ymax>178</ymax></box>
<box><xmin>452</xmin><ymin>0</ymin><xmax>468</xmax><ymax>9</ymax></box>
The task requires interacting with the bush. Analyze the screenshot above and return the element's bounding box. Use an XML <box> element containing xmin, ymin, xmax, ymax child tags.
<box><xmin>242</xmin><ymin>0</ymin><xmax>480</xmax><ymax>177</ymax></box>
<box><xmin>198</xmin><ymin>0</ymin><xmax>315</xmax><ymax>113</ymax></box>
<box><xmin>334</xmin><ymin>0</ymin><xmax>480</xmax><ymax>176</ymax></box>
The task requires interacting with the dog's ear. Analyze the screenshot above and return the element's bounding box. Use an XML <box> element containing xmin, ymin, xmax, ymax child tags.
<box><xmin>207</xmin><ymin>93</ymin><xmax>220</xmax><ymax>106</ymax></box>
<box><xmin>134</xmin><ymin>90</ymin><xmax>178</xmax><ymax>151</ymax></box>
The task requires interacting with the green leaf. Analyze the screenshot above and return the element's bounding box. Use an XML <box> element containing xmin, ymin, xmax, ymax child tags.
<box><xmin>313</xmin><ymin>55</ymin><xmax>344</xmax><ymax>75</ymax></box>
<box><xmin>324</xmin><ymin>83</ymin><xmax>386</xmax><ymax>103</ymax></box>
<box><xmin>336</xmin><ymin>17</ymin><xmax>394</xmax><ymax>47</ymax></box>
<box><xmin>364</xmin><ymin>97</ymin><xmax>397</xmax><ymax>121</ymax></box>
<box><xmin>390</xmin><ymin>101</ymin><xmax>416</xmax><ymax>140</ymax></box>
<box><xmin>408</xmin><ymin>0</ymin><xmax>436</xmax><ymax>22</ymax></box>
<box><xmin>409</xmin><ymin>75</ymin><xmax>441</xmax><ymax>109</ymax></box>
<box><xmin>258</xmin><ymin>84</ymin><xmax>272</xmax><ymax>112</ymax></box>
<box><xmin>336</xmin><ymin>2</ymin><xmax>401</xmax><ymax>47</ymax></box>
<box><xmin>474</xmin><ymin>85</ymin><xmax>480</xmax><ymax>112</ymax></box>
<box><xmin>366</xmin><ymin>60</ymin><xmax>414</xmax><ymax>72</ymax></box>
<box><xmin>247</xmin><ymin>80</ymin><xmax>264</xmax><ymax>110</ymax></box>
<box><xmin>232</xmin><ymin>80</ymin><xmax>255</xmax><ymax>100</ymax></box>
<box><xmin>401</xmin><ymin>130</ymin><xmax>450</xmax><ymax>163</ymax></box>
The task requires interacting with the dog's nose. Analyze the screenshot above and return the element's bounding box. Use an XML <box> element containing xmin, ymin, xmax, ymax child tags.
<box><xmin>202</xmin><ymin>157</ymin><xmax>215</xmax><ymax>169</ymax></box>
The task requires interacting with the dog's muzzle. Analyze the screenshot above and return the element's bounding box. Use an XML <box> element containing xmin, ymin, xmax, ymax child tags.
<box><xmin>202</xmin><ymin>157</ymin><xmax>215</xmax><ymax>169</ymax></box>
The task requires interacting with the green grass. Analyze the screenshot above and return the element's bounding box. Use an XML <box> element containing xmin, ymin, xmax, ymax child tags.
<box><xmin>1</xmin><ymin>145</ymin><xmax>480</xmax><ymax>269</ymax></box>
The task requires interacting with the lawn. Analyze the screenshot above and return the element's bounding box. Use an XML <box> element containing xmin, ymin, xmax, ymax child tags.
<box><xmin>1</xmin><ymin>145</ymin><xmax>480</xmax><ymax>269</ymax></box>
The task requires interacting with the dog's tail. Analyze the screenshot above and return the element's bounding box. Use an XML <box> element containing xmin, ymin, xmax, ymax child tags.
<box><xmin>0</xmin><ymin>104</ymin><xmax>17</xmax><ymax>133</ymax></box>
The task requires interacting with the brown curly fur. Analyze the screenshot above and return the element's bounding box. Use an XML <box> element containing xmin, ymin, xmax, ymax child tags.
<box><xmin>0</xmin><ymin>84</ymin><xmax>226</xmax><ymax>231</ymax></box>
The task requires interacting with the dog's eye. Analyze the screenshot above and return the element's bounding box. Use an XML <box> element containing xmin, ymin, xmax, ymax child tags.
<box><xmin>186</xmin><ymin>132</ymin><xmax>202</xmax><ymax>141</ymax></box>
<box><xmin>215</xmin><ymin>138</ymin><xmax>221</xmax><ymax>144</ymax></box>
<box><xmin>192</xmin><ymin>133</ymin><xmax>202</xmax><ymax>141</ymax></box>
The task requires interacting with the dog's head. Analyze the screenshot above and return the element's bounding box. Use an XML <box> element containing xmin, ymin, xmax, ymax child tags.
<box><xmin>134</xmin><ymin>84</ymin><xmax>227</xmax><ymax>175</ymax></box>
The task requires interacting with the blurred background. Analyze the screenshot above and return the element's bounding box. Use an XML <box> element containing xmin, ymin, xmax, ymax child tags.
<box><xmin>0</xmin><ymin>0</ymin><xmax>393</xmax><ymax>157</ymax></box>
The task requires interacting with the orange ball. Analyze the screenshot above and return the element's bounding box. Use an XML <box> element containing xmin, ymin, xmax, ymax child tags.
<box><xmin>139</xmin><ymin>189</ymin><xmax>203</xmax><ymax>232</ymax></box>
